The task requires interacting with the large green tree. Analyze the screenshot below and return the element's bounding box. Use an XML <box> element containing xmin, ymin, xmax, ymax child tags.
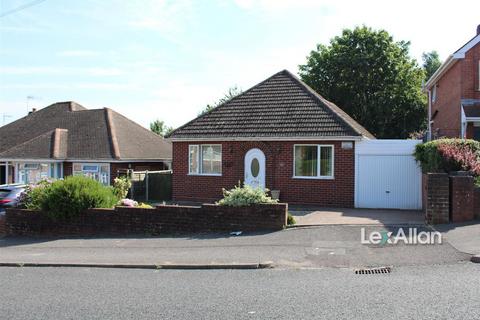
<box><xmin>199</xmin><ymin>86</ymin><xmax>243</xmax><ymax>115</ymax></box>
<box><xmin>422</xmin><ymin>51</ymin><xmax>442</xmax><ymax>81</ymax></box>
<box><xmin>150</xmin><ymin>119</ymin><xmax>174</xmax><ymax>137</ymax></box>
<box><xmin>299</xmin><ymin>26</ymin><xmax>427</xmax><ymax>138</ymax></box>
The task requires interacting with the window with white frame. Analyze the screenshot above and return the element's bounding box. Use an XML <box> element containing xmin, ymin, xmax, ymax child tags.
<box><xmin>294</xmin><ymin>145</ymin><xmax>334</xmax><ymax>178</ymax></box>
<box><xmin>189</xmin><ymin>145</ymin><xmax>222</xmax><ymax>175</ymax></box>
<box><xmin>478</xmin><ymin>60</ymin><xmax>480</xmax><ymax>91</ymax></box>
<box><xmin>432</xmin><ymin>85</ymin><xmax>437</xmax><ymax>103</ymax></box>
<box><xmin>72</xmin><ymin>163</ymin><xmax>110</xmax><ymax>185</ymax></box>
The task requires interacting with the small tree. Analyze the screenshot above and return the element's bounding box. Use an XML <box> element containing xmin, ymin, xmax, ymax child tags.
<box><xmin>150</xmin><ymin>120</ymin><xmax>174</xmax><ymax>137</ymax></box>
<box><xmin>199</xmin><ymin>86</ymin><xmax>243</xmax><ymax>115</ymax></box>
<box><xmin>422</xmin><ymin>51</ymin><xmax>442</xmax><ymax>81</ymax></box>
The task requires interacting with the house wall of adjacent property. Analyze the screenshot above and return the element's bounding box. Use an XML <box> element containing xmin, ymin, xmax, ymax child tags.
<box><xmin>172</xmin><ymin>140</ymin><xmax>355</xmax><ymax>207</ymax></box>
<box><xmin>430</xmin><ymin>62</ymin><xmax>462</xmax><ymax>138</ymax></box>
<box><xmin>431</xmin><ymin>41</ymin><xmax>480</xmax><ymax>138</ymax></box>
<box><xmin>462</xmin><ymin>41</ymin><xmax>480</xmax><ymax>100</ymax></box>
<box><xmin>63</xmin><ymin>161</ymin><xmax>169</xmax><ymax>185</ymax></box>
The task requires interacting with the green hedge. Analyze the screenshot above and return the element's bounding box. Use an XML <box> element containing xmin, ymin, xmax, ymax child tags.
<box><xmin>414</xmin><ymin>138</ymin><xmax>480</xmax><ymax>173</ymax></box>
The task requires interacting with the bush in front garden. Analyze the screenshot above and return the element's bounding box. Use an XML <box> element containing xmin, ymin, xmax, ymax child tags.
<box><xmin>113</xmin><ymin>176</ymin><xmax>131</xmax><ymax>199</ymax></box>
<box><xmin>414</xmin><ymin>138</ymin><xmax>480</xmax><ymax>174</ymax></box>
<box><xmin>18</xmin><ymin>180</ymin><xmax>53</xmax><ymax>210</ymax></box>
<box><xmin>217</xmin><ymin>183</ymin><xmax>278</xmax><ymax>207</ymax></box>
<box><xmin>24</xmin><ymin>176</ymin><xmax>118</xmax><ymax>220</ymax></box>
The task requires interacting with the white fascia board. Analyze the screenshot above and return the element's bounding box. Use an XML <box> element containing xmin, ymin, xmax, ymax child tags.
<box><xmin>425</xmin><ymin>34</ymin><xmax>480</xmax><ymax>91</ymax></box>
<box><xmin>453</xmin><ymin>34</ymin><xmax>480</xmax><ymax>58</ymax></box>
<box><xmin>170</xmin><ymin>136</ymin><xmax>364</xmax><ymax>142</ymax></box>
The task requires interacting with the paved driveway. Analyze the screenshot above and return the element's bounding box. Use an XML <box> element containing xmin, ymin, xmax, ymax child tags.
<box><xmin>291</xmin><ymin>207</ymin><xmax>424</xmax><ymax>226</ymax></box>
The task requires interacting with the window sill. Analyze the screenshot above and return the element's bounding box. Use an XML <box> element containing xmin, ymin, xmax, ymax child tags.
<box><xmin>292</xmin><ymin>176</ymin><xmax>334</xmax><ymax>180</ymax></box>
<box><xmin>188</xmin><ymin>173</ymin><xmax>222</xmax><ymax>177</ymax></box>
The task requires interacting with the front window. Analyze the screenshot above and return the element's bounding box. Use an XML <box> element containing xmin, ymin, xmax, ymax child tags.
<box><xmin>17</xmin><ymin>163</ymin><xmax>62</xmax><ymax>184</ymax></box>
<box><xmin>73</xmin><ymin>163</ymin><xmax>110</xmax><ymax>185</ymax></box>
<box><xmin>294</xmin><ymin>145</ymin><xmax>334</xmax><ymax>179</ymax></box>
<box><xmin>189</xmin><ymin>144</ymin><xmax>222</xmax><ymax>175</ymax></box>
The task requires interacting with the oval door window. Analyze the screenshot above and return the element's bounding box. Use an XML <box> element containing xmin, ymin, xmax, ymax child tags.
<box><xmin>251</xmin><ymin>158</ymin><xmax>260</xmax><ymax>177</ymax></box>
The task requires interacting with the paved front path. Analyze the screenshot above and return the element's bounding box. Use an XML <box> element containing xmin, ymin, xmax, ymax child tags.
<box><xmin>0</xmin><ymin>226</ymin><xmax>469</xmax><ymax>268</ymax></box>
<box><xmin>1</xmin><ymin>263</ymin><xmax>479</xmax><ymax>319</ymax></box>
<box><xmin>291</xmin><ymin>207</ymin><xmax>424</xmax><ymax>226</ymax></box>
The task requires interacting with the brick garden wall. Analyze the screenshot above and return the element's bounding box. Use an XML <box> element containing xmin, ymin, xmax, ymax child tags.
<box><xmin>424</xmin><ymin>172</ymin><xmax>480</xmax><ymax>224</ymax></box>
<box><xmin>450</xmin><ymin>175</ymin><xmax>475</xmax><ymax>223</ymax></box>
<box><xmin>0</xmin><ymin>214</ymin><xmax>6</xmax><ymax>236</ymax></box>
<box><xmin>5</xmin><ymin>203</ymin><xmax>287</xmax><ymax>237</ymax></box>
<box><xmin>474</xmin><ymin>187</ymin><xmax>480</xmax><ymax>220</ymax></box>
<box><xmin>172</xmin><ymin>140</ymin><xmax>355</xmax><ymax>207</ymax></box>
<box><xmin>423</xmin><ymin>173</ymin><xmax>450</xmax><ymax>224</ymax></box>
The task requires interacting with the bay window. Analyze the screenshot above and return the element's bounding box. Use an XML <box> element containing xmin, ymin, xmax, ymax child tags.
<box><xmin>189</xmin><ymin>144</ymin><xmax>222</xmax><ymax>175</ymax></box>
<box><xmin>294</xmin><ymin>145</ymin><xmax>334</xmax><ymax>179</ymax></box>
<box><xmin>72</xmin><ymin>163</ymin><xmax>110</xmax><ymax>185</ymax></box>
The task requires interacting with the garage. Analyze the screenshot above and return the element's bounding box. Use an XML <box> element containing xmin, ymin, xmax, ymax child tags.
<box><xmin>355</xmin><ymin>140</ymin><xmax>422</xmax><ymax>210</ymax></box>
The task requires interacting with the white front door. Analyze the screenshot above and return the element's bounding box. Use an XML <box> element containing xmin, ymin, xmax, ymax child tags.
<box><xmin>244</xmin><ymin>148</ymin><xmax>265</xmax><ymax>189</ymax></box>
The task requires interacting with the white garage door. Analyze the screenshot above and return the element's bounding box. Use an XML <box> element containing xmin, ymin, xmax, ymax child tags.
<box><xmin>355</xmin><ymin>140</ymin><xmax>422</xmax><ymax>210</ymax></box>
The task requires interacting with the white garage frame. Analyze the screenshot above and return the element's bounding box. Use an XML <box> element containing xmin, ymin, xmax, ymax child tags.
<box><xmin>355</xmin><ymin>140</ymin><xmax>422</xmax><ymax>210</ymax></box>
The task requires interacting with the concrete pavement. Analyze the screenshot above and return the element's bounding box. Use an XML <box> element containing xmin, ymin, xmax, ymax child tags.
<box><xmin>0</xmin><ymin>226</ymin><xmax>469</xmax><ymax>268</ymax></box>
<box><xmin>434</xmin><ymin>221</ymin><xmax>480</xmax><ymax>256</ymax></box>
<box><xmin>291</xmin><ymin>207</ymin><xmax>424</xmax><ymax>226</ymax></box>
<box><xmin>1</xmin><ymin>263</ymin><xmax>479</xmax><ymax>319</ymax></box>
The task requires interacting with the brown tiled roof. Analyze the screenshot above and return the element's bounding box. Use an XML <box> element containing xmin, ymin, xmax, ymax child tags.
<box><xmin>0</xmin><ymin>102</ymin><xmax>171</xmax><ymax>161</ymax></box>
<box><xmin>168</xmin><ymin>70</ymin><xmax>374</xmax><ymax>140</ymax></box>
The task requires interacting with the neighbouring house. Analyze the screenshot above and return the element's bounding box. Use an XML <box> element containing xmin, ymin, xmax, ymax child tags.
<box><xmin>167</xmin><ymin>70</ymin><xmax>374</xmax><ymax>207</ymax></box>
<box><xmin>425</xmin><ymin>25</ymin><xmax>480</xmax><ymax>140</ymax></box>
<box><xmin>0</xmin><ymin>101</ymin><xmax>171</xmax><ymax>185</ymax></box>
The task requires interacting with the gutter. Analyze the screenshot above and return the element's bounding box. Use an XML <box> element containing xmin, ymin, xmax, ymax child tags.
<box><xmin>169</xmin><ymin>136</ymin><xmax>364</xmax><ymax>142</ymax></box>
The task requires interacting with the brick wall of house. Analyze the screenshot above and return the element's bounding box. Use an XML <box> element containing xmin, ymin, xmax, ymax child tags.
<box><xmin>5</xmin><ymin>203</ymin><xmax>287</xmax><ymax>236</ymax></box>
<box><xmin>431</xmin><ymin>62</ymin><xmax>462</xmax><ymax>138</ymax></box>
<box><xmin>172</xmin><ymin>140</ymin><xmax>355</xmax><ymax>207</ymax></box>
<box><xmin>431</xmin><ymin>39</ymin><xmax>480</xmax><ymax>138</ymax></box>
<box><xmin>462</xmin><ymin>41</ymin><xmax>480</xmax><ymax>100</ymax></box>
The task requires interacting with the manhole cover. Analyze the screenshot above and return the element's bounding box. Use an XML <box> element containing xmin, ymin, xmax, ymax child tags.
<box><xmin>354</xmin><ymin>266</ymin><xmax>391</xmax><ymax>275</ymax></box>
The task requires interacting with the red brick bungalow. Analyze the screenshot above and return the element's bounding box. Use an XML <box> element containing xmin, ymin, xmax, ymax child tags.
<box><xmin>0</xmin><ymin>101</ymin><xmax>171</xmax><ymax>185</ymax></box>
<box><xmin>167</xmin><ymin>70</ymin><xmax>374</xmax><ymax>207</ymax></box>
<box><xmin>425</xmin><ymin>25</ymin><xmax>480</xmax><ymax>140</ymax></box>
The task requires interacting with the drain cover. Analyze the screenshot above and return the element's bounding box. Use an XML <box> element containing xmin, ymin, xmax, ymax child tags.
<box><xmin>354</xmin><ymin>266</ymin><xmax>391</xmax><ymax>275</ymax></box>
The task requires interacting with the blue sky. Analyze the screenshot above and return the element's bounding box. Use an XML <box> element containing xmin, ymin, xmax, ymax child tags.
<box><xmin>0</xmin><ymin>0</ymin><xmax>479</xmax><ymax>129</ymax></box>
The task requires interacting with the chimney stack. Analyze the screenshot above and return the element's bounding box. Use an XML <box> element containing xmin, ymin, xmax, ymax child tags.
<box><xmin>28</xmin><ymin>108</ymin><xmax>37</xmax><ymax>115</ymax></box>
<box><xmin>477</xmin><ymin>24</ymin><xmax>480</xmax><ymax>35</ymax></box>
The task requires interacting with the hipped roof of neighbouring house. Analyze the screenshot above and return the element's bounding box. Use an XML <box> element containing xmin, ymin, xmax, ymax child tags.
<box><xmin>0</xmin><ymin>102</ymin><xmax>172</xmax><ymax>161</ymax></box>
<box><xmin>167</xmin><ymin>70</ymin><xmax>374</xmax><ymax>141</ymax></box>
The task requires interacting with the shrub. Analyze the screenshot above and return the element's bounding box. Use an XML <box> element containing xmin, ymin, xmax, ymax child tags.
<box><xmin>40</xmin><ymin>176</ymin><xmax>118</xmax><ymax>220</ymax></box>
<box><xmin>287</xmin><ymin>212</ymin><xmax>296</xmax><ymax>225</ymax></box>
<box><xmin>18</xmin><ymin>180</ymin><xmax>53</xmax><ymax>210</ymax></box>
<box><xmin>113</xmin><ymin>176</ymin><xmax>131</xmax><ymax>199</ymax></box>
<box><xmin>414</xmin><ymin>138</ymin><xmax>480</xmax><ymax>174</ymax></box>
<box><xmin>217</xmin><ymin>183</ymin><xmax>278</xmax><ymax>207</ymax></box>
